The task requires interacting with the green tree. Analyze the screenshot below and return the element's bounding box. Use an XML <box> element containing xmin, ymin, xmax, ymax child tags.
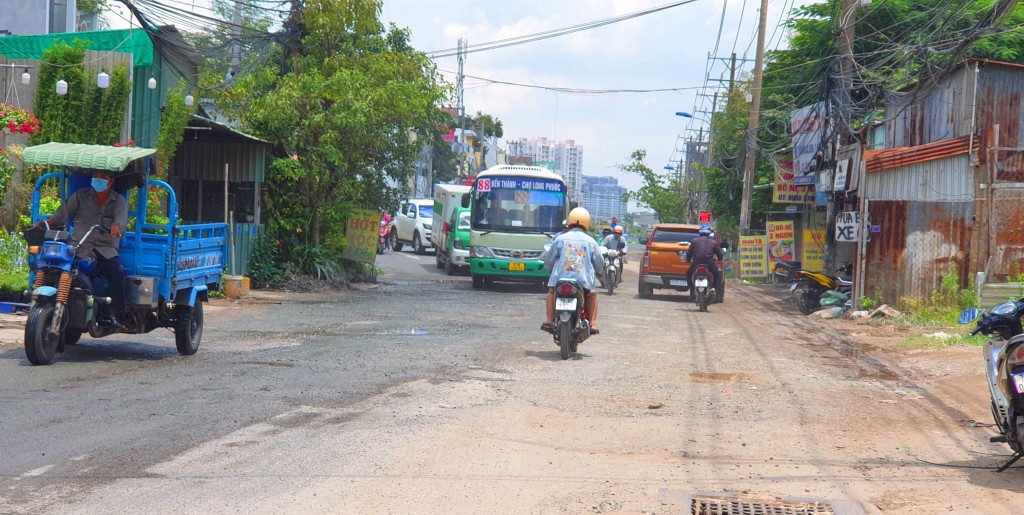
<box><xmin>620</xmin><ymin>150</ymin><xmax>686</xmax><ymax>223</ymax></box>
<box><xmin>237</xmin><ymin>0</ymin><xmax>450</xmax><ymax>247</ymax></box>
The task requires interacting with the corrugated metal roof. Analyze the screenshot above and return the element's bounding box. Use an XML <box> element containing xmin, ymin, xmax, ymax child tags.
<box><xmin>865</xmin><ymin>135</ymin><xmax>976</xmax><ymax>172</ymax></box>
<box><xmin>22</xmin><ymin>143</ymin><xmax>155</xmax><ymax>172</ymax></box>
<box><xmin>863</xmin><ymin>153</ymin><xmax>973</xmax><ymax>202</ymax></box>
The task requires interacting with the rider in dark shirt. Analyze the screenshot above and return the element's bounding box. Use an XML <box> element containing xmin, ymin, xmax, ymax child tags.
<box><xmin>687</xmin><ymin>224</ymin><xmax>723</xmax><ymax>302</ymax></box>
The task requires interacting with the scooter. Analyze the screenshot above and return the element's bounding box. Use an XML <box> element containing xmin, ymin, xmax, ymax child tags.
<box><xmin>770</xmin><ymin>259</ymin><xmax>801</xmax><ymax>287</ymax></box>
<box><xmin>789</xmin><ymin>264</ymin><xmax>853</xmax><ymax>315</ymax></box>
<box><xmin>692</xmin><ymin>264</ymin><xmax>717</xmax><ymax>312</ymax></box>
<box><xmin>378</xmin><ymin>220</ymin><xmax>389</xmax><ymax>255</ymax></box>
<box><xmin>960</xmin><ymin>301</ymin><xmax>1024</xmax><ymax>471</ymax></box>
<box><xmin>600</xmin><ymin>246</ymin><xmax>621</xmax><ymax>295</ymax></box>
<box><xmin>550</xmin><ymin>278</ymin><xmax>592</xmax><ymax>360</ymax></box>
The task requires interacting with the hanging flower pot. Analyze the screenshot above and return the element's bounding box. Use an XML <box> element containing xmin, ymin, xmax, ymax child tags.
<box><xmin>0</xmin><ymin>102</ymin><xmax>41</xmax><ymax>135</ymax></box>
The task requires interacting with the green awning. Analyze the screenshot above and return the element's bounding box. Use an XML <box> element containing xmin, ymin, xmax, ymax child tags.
<box><xmin>22</xmin><ymin>143</ymin><xmax>156</xmax><ymax>172</ymax></box>
<box><xmin>0</xmin><ymin>29</ymin><xmax>154</xmax><ymax>66</ymax></box>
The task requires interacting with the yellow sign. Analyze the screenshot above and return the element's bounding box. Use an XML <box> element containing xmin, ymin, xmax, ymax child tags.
<box><xmin>802</xmin><ymin>229</ymin><xmax>825</xmax><ymax>272</ymax></box>
<box><xmin>767</xmin><ymin>221</ymin><xmax>795</xmax><ymax>264</ymax></box>
<box><xmin>341</xmin><ymin>209</ymin><xmax>381</xmax><ymax>264</ymax></box>
<box><xmin>773</xmin><ymin>157</ymin><xmax>816</xmax><ymax>204</ymax></box>
<box><xmin>738</xmin><ymin>235</ymin><xmax>768</xmax><ymax>279</ymax></box>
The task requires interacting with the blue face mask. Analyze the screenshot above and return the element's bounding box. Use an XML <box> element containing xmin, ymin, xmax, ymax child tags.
<box><xmin>91</xmin><ymin>178</ymin><xmax>110</xmax><ymax>192</ymax></box>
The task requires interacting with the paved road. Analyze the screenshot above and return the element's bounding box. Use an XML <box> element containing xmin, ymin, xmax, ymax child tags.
<box><xmin>1</xmin><ymin>249</ymin><xmax>1020</xmax><ymax>513</ymax></box>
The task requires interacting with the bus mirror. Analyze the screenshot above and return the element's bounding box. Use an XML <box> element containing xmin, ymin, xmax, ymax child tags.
<box><xmin>570</xmin><ymin>200</ymin><xmax>579</xmax><ymax>210</ymax></box>
<box><xmin>461</xmin><ymin>194</ymin><xmax>469</xmax><ymax>208</ymax></box>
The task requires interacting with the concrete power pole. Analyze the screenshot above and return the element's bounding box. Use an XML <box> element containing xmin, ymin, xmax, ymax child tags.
<box><xmin>230</xmin><ymin>0</ymin><xmax>242</xmax><ymax>80</ymax></box>
<box><xmin>739</xmin><ymin>0</ymin><xmax>768</xmax><ymax>236</ymax></box>
<box><xmin>456</xmin><ymin>38</ymin><xmax>467</xmax><ymax>179</ymax></box>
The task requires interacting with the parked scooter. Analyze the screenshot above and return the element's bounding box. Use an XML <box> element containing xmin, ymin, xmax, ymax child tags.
<box><xmin>789</xmin><ymin>263</ymin><xmax>853</xmax><ymax>315</ymax></box>
<box><xmin>770</xmin><ymin>259</ymin><xmax>801</xmax><ymax>287</ymax></box>
<box><xmin>378</xmin><ymin>220</ymin><xmax>389</xmax><ymax>255</ymax></box>
<box><xmin>599</xmin><ymin>246</ymin><xmax>621</xmax><ymax>295</ymax></box>
<box><xmin>550</xmin><ymin>278</ymin><xmax>592</xmax><ymax>360</ymax></box>
<box><xmin>692</xmin><ymin>264</ymin><xmax>717</xmax><ymax>312</ymax></box>
<box><xmin>960</xmin><ymin>301</ymin><xmax>1024</xmax><ymax>471</ymax></box>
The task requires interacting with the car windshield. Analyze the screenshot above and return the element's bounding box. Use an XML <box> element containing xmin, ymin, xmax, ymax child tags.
<box><xmin>457</xmin><ymin>212</ymin><xmax>471</xmax><ymax>230</ymax></box>
<box><xmin>418</xmin><ymin>205</ymin><xmax>433</xmax><ymax>219</ymax></box>
<box><xmin>651</xmin><ymin>229</ymin><xmax>699</xmax><ymax>244</ymax></box>
<box><xmin>470</xmin><ymin>176</ymin><xmax>565</xmax><ymax>232</ymax></box>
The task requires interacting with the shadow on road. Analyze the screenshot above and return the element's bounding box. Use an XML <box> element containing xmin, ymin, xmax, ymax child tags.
<box><xmin>1</xmin><ymin>338</ymin><xmax>182</xmax><ymax>366</ymax></box>
<box><xmin>525</xmin><ymin>349</ymin><xmax>590</xmax><ymax>361</ymax></box>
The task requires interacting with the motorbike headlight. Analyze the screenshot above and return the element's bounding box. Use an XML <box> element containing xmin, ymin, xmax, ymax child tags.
<box><xmin>471</xmin><ymin>246</ymin><xmax>494</xmax><ymax>258</ymax></box>
<box><xmin>992</xmin><ymin>302</ymin><xmax>1018</xmax><ymax>316</ymax></box>
<box><xmin>42</xmin><ymin>242</ymin><xmax>64</xmax><ymax>257</ymax></box>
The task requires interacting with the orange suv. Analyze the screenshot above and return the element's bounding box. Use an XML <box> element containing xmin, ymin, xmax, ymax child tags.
<box><xmin>638</xmin><ymin>223</ymin><xmax>723</xmax><ymax>300</ymax></box>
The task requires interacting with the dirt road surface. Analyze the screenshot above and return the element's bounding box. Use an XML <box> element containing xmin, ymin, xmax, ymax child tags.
<box><xmin>2</xmin><ymin>249</ymin><xmax>1021</xmax><ymax>514</ymax></box>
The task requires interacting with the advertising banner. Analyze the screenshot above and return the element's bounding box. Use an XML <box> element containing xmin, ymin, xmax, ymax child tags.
<box><xmin>341</xmin><ymin>209</ymin><xmax>381</xmax><ymax>264</ymax></box>
<box><xmin>738</xmin><ymin>235</ymin><xmax>768</xmax><ymax>279</ymax></box>
<box><xmin>802</xmin><ymin>229</ymin><xmax>825</xmax><ymax>272</ymax></box>
<box><xmin>767</xmin><ymin>221</ymin><xmax>796</xmax><ymax>264</ymax></box>
<box><xmin>791</xmin><ymin>102</ymin><xmax>827</xmax><ymax>185</ymax></box>
<box><xmin>772</xmin><ymin>155</ymin><xmax>816</xmax><ymax>204</ymax></box>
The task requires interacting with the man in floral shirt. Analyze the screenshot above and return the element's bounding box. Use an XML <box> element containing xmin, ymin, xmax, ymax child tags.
<box><xmin>541</xmin><ymin>207</ymin><xmax>604</xmax><ymax>334</ymax></box>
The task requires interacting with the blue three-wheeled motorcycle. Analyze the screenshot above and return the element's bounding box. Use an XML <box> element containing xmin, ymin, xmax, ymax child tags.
<box><xmin>21</xmin><ymin>143</ymin><xmax>227</xmax><ymax>365</ymax></box>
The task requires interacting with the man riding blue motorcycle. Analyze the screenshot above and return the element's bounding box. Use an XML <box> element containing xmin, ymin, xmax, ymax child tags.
<box><xmin>687</xmin><ymin>224</ymin><xmax>724</xmax><ymax>303</ymax></box>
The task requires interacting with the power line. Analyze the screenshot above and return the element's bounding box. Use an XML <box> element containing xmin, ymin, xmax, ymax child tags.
<box><xmin>426</xmin><ymin>0</ymin><xmax>700</xmax><ymax>58</ymax></box>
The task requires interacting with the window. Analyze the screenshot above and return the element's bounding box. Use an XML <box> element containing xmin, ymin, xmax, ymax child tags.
<box><xmin>417</xmin><ymin>205</ymin><xmax>433</xmax><ymax>219</ymax></box>
<box><xmin>651</xmin><ymin>228</ymin><xmax>700</xmax><ymax>244</ymax></box>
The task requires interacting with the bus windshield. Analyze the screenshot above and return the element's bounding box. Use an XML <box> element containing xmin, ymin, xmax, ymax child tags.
<box><xmin>470</xmin><ymin>176</ymin><xmax>565</xmax><ymax>233</ymax></box>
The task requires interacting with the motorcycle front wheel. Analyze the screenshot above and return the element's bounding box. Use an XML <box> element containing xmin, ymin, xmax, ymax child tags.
<box><xmin>25</xmin><ymin>303</ymin><xmax>59</xmax><ymax>365</ymax></box>
<box><xmin>559</xmin><ymin>322</ymin><xmax>572</xmax><ymax>360</ymax></box>
<box><xmin>606</xmin><ymin>271</ymin><xmax>615</xmax><ymax>295</ymax></box>
<box><xmin>798</xmin><ymin>289</ymin><xmax>822</xmax><ymax>315</ymax></box>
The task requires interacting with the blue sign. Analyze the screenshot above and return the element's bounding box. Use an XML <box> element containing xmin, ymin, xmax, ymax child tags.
<box><xmin>870</xmin><ymin>225</ymin><xmax>881</xmax><ymax>233</ymax></box>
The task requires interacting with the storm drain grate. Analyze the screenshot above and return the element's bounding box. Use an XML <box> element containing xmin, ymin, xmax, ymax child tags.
<box><xmin>692</xmin><ymin>496</ymin><xmax>835</xmax><ymax>515</ymax></box>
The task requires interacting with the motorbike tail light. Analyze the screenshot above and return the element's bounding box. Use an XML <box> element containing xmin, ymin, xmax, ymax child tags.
<box><xmin>557</xmin><ymin>283</ymin><xmax>575</xmax><ymax>296</ymax></box>
<box><xmin>794</xmin><ymin>270</ymin><xmax>802</xmax><ymax>277</ymax></box>
<box><xmin>1009</xmin><ymin>345</ymin><xmax>1024</xmax><ymax>366</ymax></box>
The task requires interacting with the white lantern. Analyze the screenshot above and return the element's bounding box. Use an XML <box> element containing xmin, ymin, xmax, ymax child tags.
<box><xmin>185</xmin><ymin>94</ymin><xmax>194</xmax><ymax>107</ymax></box>
<box><xmin>148</xmin><ymin>76</ymin><xmax>157</xmax><ymax>90</ymax></box>
<box><xmin>56</xmin><ymin>79</ymin><xmax>68</xmax><ymax>96</ymax></box>
<box><xmin>21</xmin><ymin>70</ymin><xmax>30</xmax><ymax>85</ymax></box>
<box><xmin>97</xmin><ymin>70</ymin><xmax>109</xmax><ymax>89</ymax></box>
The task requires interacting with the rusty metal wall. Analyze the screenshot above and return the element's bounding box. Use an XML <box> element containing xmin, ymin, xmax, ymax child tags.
<box><xmin>976</xmin><ymin>64</ymin><xmax>1024</xmax><ymax>152</ymax></box>
<box><xmin>886</xmin><ymin>66</ymin><xmax>972</xmax><ymax>147</ymax></box>
<box><xmin>863</xmin><ymin>154</ymin><xmax>974</xmax><ymax>202</ymax></box>
<box><xmin>865</xmin><ymin>200</ymin><xmax>973</xmax><ymax>301</ymax></box>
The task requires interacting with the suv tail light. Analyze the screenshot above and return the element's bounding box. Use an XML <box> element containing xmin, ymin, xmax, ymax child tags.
<box><xmin>642</xmin><ymin>250</ymin><xmax>650</xmax><ymax>272</ymax></box>
<box><xmin>557</xmin><ymin>283</ymin><xmax>575</xmax><ymax>295</ymax></box>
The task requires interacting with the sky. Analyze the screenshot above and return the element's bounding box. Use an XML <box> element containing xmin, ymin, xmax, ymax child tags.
<box><xmin>104</xmin><ymin>0</ymin><xmax>810</xmax><ymax>196</ymax></box>
<box><xmin>378</xmin><ymin>0</ymin><xmax>809</xmax><ymax>193</ymax></box>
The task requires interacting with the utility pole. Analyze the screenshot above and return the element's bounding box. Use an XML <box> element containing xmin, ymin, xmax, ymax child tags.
<box><xmin>456</xmin><ymin>38</ymin><xmax>467</xmax><ymax>180</ymax></box>
<box><xmin>230</xmin><ymin>0</ymin><xmax>242</xmax><ymax>80</ymax></box>
<box><xmin>729</xmin><ymin>53</ymin><xmax>737</xmax><ymax>95</ymax></box>
<box><xmin>702</xmin><ymin>91</ymin><xmax>718</xmax><ymax>212</ymax></box>
<box><xmin>739</xmin><ymin>0</ymin><xmax>768</xmax><ymax>236</ymax></box>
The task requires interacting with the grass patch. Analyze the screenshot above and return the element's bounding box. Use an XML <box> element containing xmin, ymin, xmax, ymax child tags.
<box><xmin>898</xmin><ymin>333</ymin><xmax>987</xmax><ymax>349</ymax></box>
<box><xmin>0</xmin><ymin>268</ymin><xmax>28</xmax><ymax>293</ymax></box>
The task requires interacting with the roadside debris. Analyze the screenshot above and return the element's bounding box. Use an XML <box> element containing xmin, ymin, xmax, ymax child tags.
<box><xmin>648</xmin><ymin>403</ymin><xmax>664</xmax><ymax>410</ymax></box>
<box><xmin>868</xmin><ymin>304</ymin><xmax>902</xmax><ymax>318</ymax></box>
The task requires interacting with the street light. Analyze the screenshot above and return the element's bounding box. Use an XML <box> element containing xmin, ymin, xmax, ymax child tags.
<box><xmin>675</xmin><ymin>112</ymin><xmax>693</xmax><ymax>118</ymax></box>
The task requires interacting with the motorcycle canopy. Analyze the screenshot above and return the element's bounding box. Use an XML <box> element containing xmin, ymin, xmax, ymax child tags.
<box><xmin>21</xmin><ymin>142</ymin><xmax>156</xmax><ymax>173</ymax></box>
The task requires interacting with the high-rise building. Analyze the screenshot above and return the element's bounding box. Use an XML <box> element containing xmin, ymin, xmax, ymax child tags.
<box><xmin>580</xmin><ymin>176</ymin><xmax>627</xmax><ymax>222</ymax></box>
<box><xmin>507</xmin><ymin>137</ymin><xmax>583</xmax><ymax>199</ymax></box>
